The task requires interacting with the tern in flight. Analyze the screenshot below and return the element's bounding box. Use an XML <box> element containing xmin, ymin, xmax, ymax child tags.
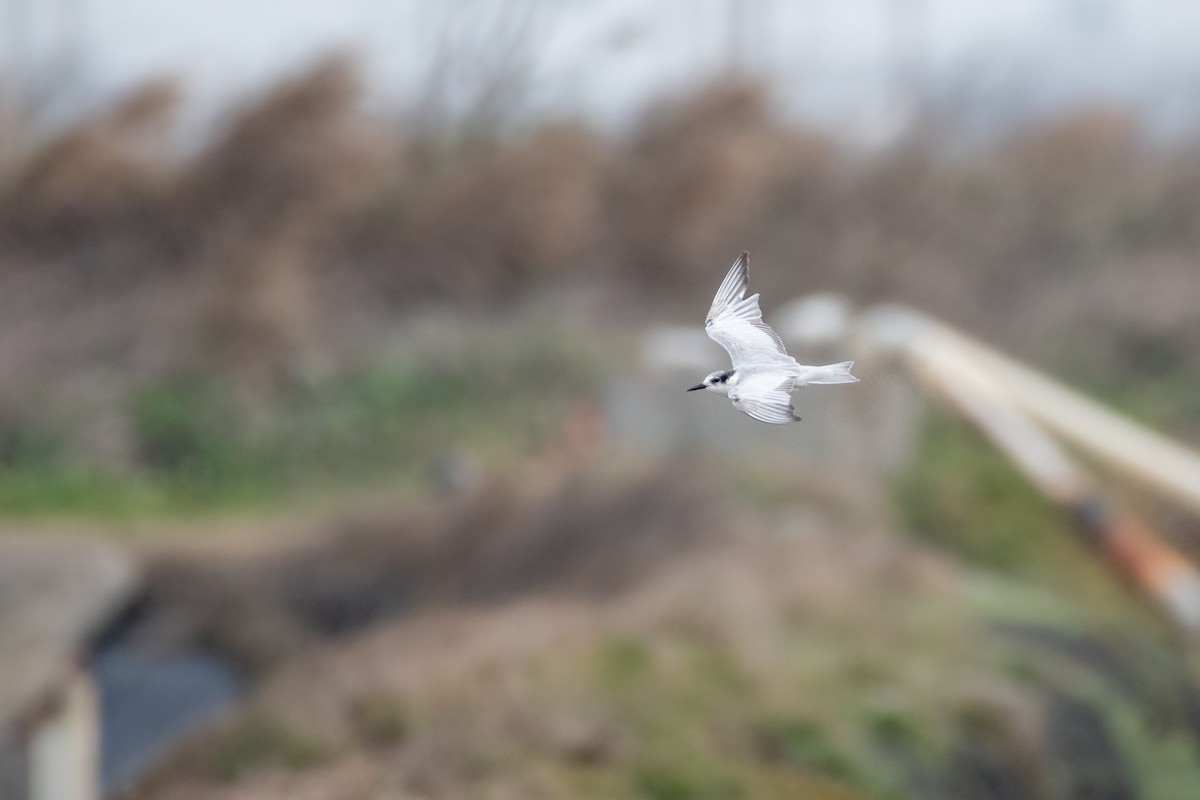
<box><xmin>687</xmin><ymin>252</ymin><xmax>858</xmax><ymax>423</ymax></box>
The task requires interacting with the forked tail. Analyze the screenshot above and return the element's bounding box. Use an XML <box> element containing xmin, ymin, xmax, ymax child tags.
<box><xmin>798</xmin><ymin>360</ymin><xmax>859</xmax><ymax>385</ymax></box>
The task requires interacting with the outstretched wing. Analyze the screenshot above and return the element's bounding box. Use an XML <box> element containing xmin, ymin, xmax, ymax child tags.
<box><xmin>730</xmin><ymin>374</ymin><xmax>800</xmax><ymax>424</ymax></box>
<box><xmin>704</xmin><ymin>252</ymin><xmax>794</xmax><ymax>370</ymax></box>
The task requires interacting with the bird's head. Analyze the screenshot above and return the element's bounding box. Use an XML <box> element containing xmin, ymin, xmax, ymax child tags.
<box><xmin>687</xmin><ymin>370</ymin><xmax>733</xmax><ymax>396</ymax></box>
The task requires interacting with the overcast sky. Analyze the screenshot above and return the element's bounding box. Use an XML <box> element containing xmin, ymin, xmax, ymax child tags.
<box><xmin>5</xmin><ymin>0</ymin><xmax>1200</xmax><ymax>139</ymax></box>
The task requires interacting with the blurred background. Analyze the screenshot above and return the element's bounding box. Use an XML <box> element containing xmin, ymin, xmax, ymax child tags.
<box><xmin>1</xmin><ymin>1</ymin><xmax>1200</xmax><ymax>799</ymax></box>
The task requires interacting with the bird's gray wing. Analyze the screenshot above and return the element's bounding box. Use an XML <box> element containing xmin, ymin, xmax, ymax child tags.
<box><xmin>705</xmin><ymin>252</ymin><xmax>794</xmax><ymax>369</ymax></box>
<box><xmin>730</xmin><ymin>374</ymin><xmax>800</xmax><ymax>424</ymax></box>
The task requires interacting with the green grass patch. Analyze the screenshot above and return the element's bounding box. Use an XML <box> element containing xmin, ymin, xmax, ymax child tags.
<box><xmin>633</xmin><ymin>757</ymin><xmax>745</xmax><ymax>800</ymax></box>
<box><xmin>595</xmin><ymin>634</ymin><xmax>653</xmax><ymax>690</ymax></box>
<box><xmin>0</xmin><ymin>338</ymin><xmax>602</xmax><ymax>519</ymax></box>
<box><xmin>892</xmin><ymin>412</ymin><xmax>1067</xmax><ymax>573</ymax></box>
<box><xmin>751</xmin><ymin>716</ymin><xmax>860</xmax><ymax>783</ymax></box>
<box><xmin>208</xmin><ymin>714</ymin><xmax>331</xmax><ymax>781</ymax></box>
<box><xmin>862</xmin><ymin>708</ymin><xmax>926</xmax><ymax>753</ymax></box>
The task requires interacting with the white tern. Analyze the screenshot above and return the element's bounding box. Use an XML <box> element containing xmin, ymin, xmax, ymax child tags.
<box><xmin>687</xmin><ymin>251</ymin><xmax>858</xmax><ymax>423</ymax></box>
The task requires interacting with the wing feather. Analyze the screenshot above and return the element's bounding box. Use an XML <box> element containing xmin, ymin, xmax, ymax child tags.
<box><xmin>704</xmin><ymin>252</ymin><xmax>794</xmax><ymax>369</ymax></box>
<box><xmin>730</xmin><ymin>375</ymin><xmax>800</xmax><ymax>424</ymax></box>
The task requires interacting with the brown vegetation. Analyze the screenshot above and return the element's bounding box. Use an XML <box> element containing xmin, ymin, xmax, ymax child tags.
<box><xmin>2</xmin><ymin>59</ymin><xmax>1198</xmax><ymax>440</ymax></box>
<box><xmin>133</xmin><ymin>463</ymin><xmax>722</xmax><ymax>673</ymax></box>
<box><xmin>126</xmin><ymin>458</ymin><xmax>1195</xmax><ymax>800</ymax></box>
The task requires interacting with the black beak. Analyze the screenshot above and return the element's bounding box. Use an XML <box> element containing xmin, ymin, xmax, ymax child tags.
<box><xmin>687</xmin><ymin>384</ymin><xmax>706</xmax><ymax>392</ymax></box>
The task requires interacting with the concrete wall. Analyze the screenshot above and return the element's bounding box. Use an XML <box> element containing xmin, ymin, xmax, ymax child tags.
<box><xmin>0</xmin><ymin>537</ymin><xmax>137</xmax><ymax>800</ymax></box>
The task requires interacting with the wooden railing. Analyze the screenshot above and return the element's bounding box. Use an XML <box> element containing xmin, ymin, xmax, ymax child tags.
<box><xmin>854</xmin><ymin>305</ymin><xmax>1200</xmax><ymax>634</ymax></box>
